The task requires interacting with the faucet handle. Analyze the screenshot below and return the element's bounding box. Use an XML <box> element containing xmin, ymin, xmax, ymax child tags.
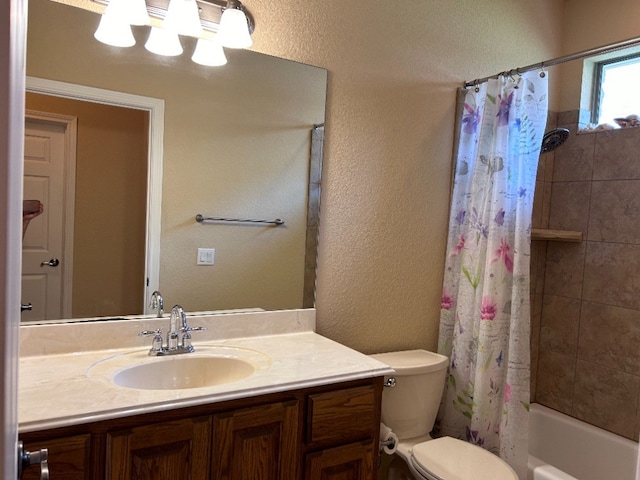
<box><xmin>180</xmin><ymin>326</ymin><xmax>206</xmax><ymax>351</ymax></box>
<box><xmin>139</xmin><ymin>329</ymin><xmax>163</xmax><ymax>353</ymax></box>
<box><xmin>182</xmin><ymin>325</ymin><xmax>206</xmax><ymax>332</ymax></box>
<box><xmin>138</xmin><ymin>328</ymin><xmax>162</xmax><ymax>336</ymax></box>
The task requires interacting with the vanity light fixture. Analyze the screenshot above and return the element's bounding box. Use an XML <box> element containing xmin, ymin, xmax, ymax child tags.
<box><xmin>92</xmin><ymin>0</ymin><xmax>255</xmax><ymax>66</ymax></box>
<box><xmin>145</xmin><ymin>26</ymin><xmax>184</xmax><ymax>56</ymax></box>
<box><xmin>94</xmin><ymin>12</ymin><xmax>136</xmax><ymax>47</ymax></box>
<box><xmin>163</xmin><ymin>0</ymin><xmax>203</xmax><ymax>37</ymax></box>
<box><xmin>217</xmin><ymin>0</ymin><xmax>252</xmax><ymax>49</ymax></box>
<box><xmin>94</xmin><ymin>0</ymin><xmax>150</xmax><ymax>47</ymax></box>
<box><xmin>192</xmin><ymin>36</ymin><xmax>228</xmax><ymax>66</ymax></box>
<box><xmin>143</xmin><ymin>0</ymin><xmax>202</xmax><ymax>56</ymax></box>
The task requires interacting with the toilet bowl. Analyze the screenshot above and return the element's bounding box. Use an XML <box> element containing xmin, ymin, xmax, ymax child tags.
<box><xmin>370</xmin><ymin>350</ymin><xmax>518</xmax><ymax>480</ymax></box>
<box><xmin>395</xmin><ymin>435</ymin><xmax>518</xmax><ymax>480</ymax></box>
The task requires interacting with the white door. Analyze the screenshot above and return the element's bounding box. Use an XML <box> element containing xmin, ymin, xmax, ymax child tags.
<box><xmin>21</xmin><ymin>114</ymin><xmax>76</xmax><ymax>321</ymax></box>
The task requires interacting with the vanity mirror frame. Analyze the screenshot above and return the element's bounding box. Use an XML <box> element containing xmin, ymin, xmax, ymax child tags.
<box><xmin>25</xmin><ymin>76</ymin><xmax>164</xmax><ymax>315</ymax></box>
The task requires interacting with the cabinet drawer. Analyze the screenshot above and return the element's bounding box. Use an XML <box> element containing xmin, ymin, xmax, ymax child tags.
<box><xmin>305</xmin><ymin>440</ymin><xmax>375</xmax><ymax>480</ymax></box>
<box><xmin>307</xmin><ymin>385</ymin><xmax>375</xmax><ymax>446</ymax></box>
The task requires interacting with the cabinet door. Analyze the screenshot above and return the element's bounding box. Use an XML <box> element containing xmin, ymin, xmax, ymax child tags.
<box><xmin>305</xmin><ymin>441</ymin><xmax>376</xmax><ymax>480</ymax></box>
<box><xmin>307</xmin><ymin>385</ymin><xmax>376</xmax><ymax>448</ymax></box>
<box><xmin>106</xmin><ymin>416</ymin><xmax>212</xmax><ymax>480</ymax></box>
<box><xmin>212</xmin><ymin>400</ymin><xmax>300</xmax><ymax>480</ymax></box>
<box><xmin>21</xmin><ymin>434</ymin><xmax>90</xmax><ymax>480</ymax></box>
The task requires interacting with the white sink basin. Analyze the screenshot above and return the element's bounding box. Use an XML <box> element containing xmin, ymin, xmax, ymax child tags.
<box><xmin>113</xmin><ymin>355</ymin><xmax>256</xmax><ymax>390</ymax></box>
<box><xmin>86</xmin><ymin>345</ymin><xmax>271</xmax><ymax>391</ymax></box>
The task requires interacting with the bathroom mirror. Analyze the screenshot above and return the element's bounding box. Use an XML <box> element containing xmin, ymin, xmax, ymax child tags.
<box><xmin>22</xmin><ymin>0</ymin><xmax>327</xmax><ymax>323</ymax></box>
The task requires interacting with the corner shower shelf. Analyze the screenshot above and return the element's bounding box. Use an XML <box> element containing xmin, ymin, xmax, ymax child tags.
<box><xmin>531</xmin><ymin>229</ymin><xmax>582</xmax><ymax>242</ymax></box>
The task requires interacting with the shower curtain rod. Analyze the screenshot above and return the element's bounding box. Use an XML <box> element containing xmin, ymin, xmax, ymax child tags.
<box><xmin>464</xmin><ymin>35</ymin><xmax>640</xmax><ymax>88</ymax></box>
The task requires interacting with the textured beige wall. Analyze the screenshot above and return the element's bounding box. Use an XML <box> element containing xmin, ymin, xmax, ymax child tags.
<box><xmin>242</xmin><ymin>1</ymin><xmax>564</xmax><ymax>353</ymax></box>
<box><xmin>557</xmin><ymin>0</ymin><xmax>640</xmax><ymax>112</ymax></box>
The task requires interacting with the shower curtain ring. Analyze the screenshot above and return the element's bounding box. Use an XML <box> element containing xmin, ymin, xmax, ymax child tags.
<box><xmin>474</xmin><ymin>80</ymin><xmax>480</xmax><ymax>92</ymax></box>
<box><xmin>539</xmin><ymin>62</ymin><xmax>546</xmax><ymax>78</ymax></box>
<box><xmin>508</xmin><ymin>69</ymin><xmax>519</xmax><ymax>88</ymax></box>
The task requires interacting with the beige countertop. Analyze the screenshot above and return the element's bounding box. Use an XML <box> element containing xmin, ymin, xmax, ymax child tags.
<box><xmin>19</xmin><ymin>309</ymin><xmax>394</xmax><ymax>433</ymax></box>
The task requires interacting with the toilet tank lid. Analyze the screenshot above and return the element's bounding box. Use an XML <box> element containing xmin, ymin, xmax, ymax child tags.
<box><xmin>369</xmin><ymin>349</ymin><xmax>448</xmax><ymax>375</ymax></box>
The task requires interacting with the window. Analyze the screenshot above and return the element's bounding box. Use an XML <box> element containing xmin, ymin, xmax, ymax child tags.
<box><xmin>593</xmin><ymin>53</ymin><xmax>640</xmax><ymax>126</ymax></box>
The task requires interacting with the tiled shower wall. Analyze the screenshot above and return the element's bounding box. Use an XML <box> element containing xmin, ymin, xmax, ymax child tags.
<box><xmin>531</xmin><ymin>110</ymin><xmax>640</xmax><ymax>441</ymax></box>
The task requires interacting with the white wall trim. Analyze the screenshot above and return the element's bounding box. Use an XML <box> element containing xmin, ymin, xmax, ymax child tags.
<box><xmin>3</xmin><ymin>0</ymin><xmax>27</xmax><ymax>476</ymax></box>
<box><xmin>25</xmin><ymin>76</ymin><xmax>165</xmax><ymax>312</ymax></box>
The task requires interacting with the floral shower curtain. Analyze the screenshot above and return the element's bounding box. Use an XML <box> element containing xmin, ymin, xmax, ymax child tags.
<box><xmin>437</xmin><ymin>70</ymin><xmax>548</xmax><ymax>478</ymax></box>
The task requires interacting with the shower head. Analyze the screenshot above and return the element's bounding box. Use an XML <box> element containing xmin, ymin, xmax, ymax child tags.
<box><xmin>540</xmin><ymin>128</ymin><xmax>570</xmax><ymax>153</ymax></box>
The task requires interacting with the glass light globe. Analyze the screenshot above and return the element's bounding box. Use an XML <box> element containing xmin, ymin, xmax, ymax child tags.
<box><xmin>94</xmin><ymin>13</ymin><xmax>136</xmax><ymax>48</ymax></box>
<box><xmin>128</xmin><ymin>0</ymin><xmax>151</xmax><ymax>26</ymax></box>
<box><xmin>217</xmin><ymin>8</ymin><xmax>252</xmax><ymax>49</ymax></box>
<box><xmin>101</xmin><ymin>0</ymin><xmax>150</xmax><ymax>26</ymax></box>
<box><xmin>145</xmin><ymin>27</ymin><xmax>183</xmax><ymax>56</ymax></box>
<box><xmin>163</xmin><ymin>0</ymin><xmax>203</xmax><ymax>37</ymax></box>
<box><xmin>192</xmin><ymin>37</ymin><xmax>227</xmax><ymax>67</ymax></box>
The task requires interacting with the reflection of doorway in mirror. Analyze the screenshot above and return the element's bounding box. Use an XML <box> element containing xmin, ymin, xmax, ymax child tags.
<box><xmin>24</xmin><ymin>91</ymin><xmax>152</xmax><ymax>321</ymax></box>
<box><xmin>22</xmin><ymin>113</ymin><xmax>77</xmax><ymax>321</ymax></box>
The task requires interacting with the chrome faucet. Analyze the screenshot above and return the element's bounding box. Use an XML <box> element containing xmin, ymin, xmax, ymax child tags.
<box><xmin>149</xmin><ymin>290</ymin><xmax>164</xmax><ymax>318</ymax></box>
<box><xmin>167</xmin><ymin>304</ymin><xmax>183</xmax><ymax>351</ymax></box>
<box><xmin>138</xmin><ymin>304</ymin><xmax>206</xmax><ymax>356</ymax></box>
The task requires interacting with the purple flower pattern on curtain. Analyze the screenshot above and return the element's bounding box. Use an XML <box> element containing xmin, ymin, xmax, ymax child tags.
<box><xmin>437</xmin><ymin>71</ymin><xmax>548</xmax><ymax>478</ymax></box>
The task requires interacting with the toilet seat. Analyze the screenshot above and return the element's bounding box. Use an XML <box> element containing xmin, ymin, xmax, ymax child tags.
<box><xmin>409</xmin><ymin>437</ymin><xmax>518</xmax><ymax>480</ymax></box>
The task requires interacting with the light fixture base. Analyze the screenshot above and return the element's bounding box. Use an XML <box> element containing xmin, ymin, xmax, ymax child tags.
<box><xmin>91</xmin><ymin>0</ymin><xmax>255</xmax><ymax>35</ymax></box>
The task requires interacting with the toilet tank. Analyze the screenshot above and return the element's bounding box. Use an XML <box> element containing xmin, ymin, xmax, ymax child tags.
<box><xmin>370</xmin><ymin>349</ymin><xmax>448</xmax><ymax>440</ymax></box>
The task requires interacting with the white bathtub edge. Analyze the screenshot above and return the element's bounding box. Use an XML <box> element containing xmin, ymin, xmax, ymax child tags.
<box><xmin>527</xmin><ymin>454</ymin><xmax>545</xmax><ymax>480</ymax></box>
<box><xmin>531</xmin><ymin>464</ymin><xmax>580</xmax><ymax>480</ymax></box>
<box><xmin>529</xmin><ymin>403</ymin><xmax>638</xmax><ymax>480</ymax></box>
<box><xmin>527</xmin><ymin>454</ymin><xmax>578</xmax><ymax>480</ymax></box>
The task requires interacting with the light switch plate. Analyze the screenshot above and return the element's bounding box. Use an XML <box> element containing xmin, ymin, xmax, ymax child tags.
<box><xmin>197</xmin><ymin>248</ymin><xmax>215</xmax><ymax>265</ymax></box>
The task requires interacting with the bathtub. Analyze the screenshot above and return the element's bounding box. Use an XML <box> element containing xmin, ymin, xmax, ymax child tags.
<box><xmin>527</xmin><ymin>403</ymin><xmax>638</xmax><ymax>480</ymax></box>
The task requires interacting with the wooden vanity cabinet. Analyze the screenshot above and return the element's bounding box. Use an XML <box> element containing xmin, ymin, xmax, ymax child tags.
<box><xmin>19</xmin><ymin>377</ymin><xmax>383</xmax><ymax>480</ymax></box>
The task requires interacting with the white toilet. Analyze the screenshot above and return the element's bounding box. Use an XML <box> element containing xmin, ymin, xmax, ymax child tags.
<box><xmin>370</xmin><ymin>349</ymin><xmax>518</xmax><ymax>480</ymax></box>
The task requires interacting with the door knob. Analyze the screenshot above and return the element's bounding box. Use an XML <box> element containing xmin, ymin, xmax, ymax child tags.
<box><xmin>40</xmin><ymin>258</ymin><xmax>59</xmax><ymax>267</ymax></box>
<box><xmin>17</xmin><ymin>441</ymin><xmax>49</xmax><ymax>480</ymax></box>
<box><xmin>21</xmin><ymin>303</ymin><xmax>32</xmax><ymax>312</ymax></box>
